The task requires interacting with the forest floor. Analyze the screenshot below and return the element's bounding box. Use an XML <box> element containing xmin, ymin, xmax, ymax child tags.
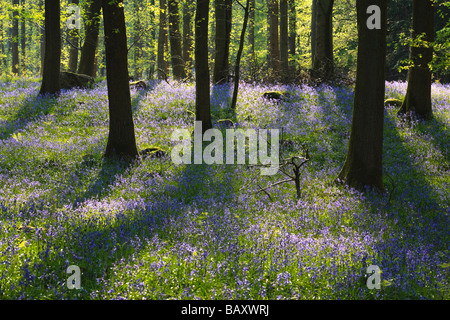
<box><xmin>0</xmin><ymin>78</ymin><xmax>449</xmax><ymax>299</ymax></box>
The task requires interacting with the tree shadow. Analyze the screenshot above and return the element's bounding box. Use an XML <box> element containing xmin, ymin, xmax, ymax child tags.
<box><xmin>354</xmin><ymin>112</ymin><xmax>450</xmax><ymax>298</ymax></box>
<box><xmin>211</xmin><ymin>83</ymin><xmax>237</xmax><ymax>124</ymax></box>
<box><xmin>0</xmin><ymin>94</ymin><xmax>56</xmax><ymax>140</ymax></box>
<box><xmin>130</xmin><ymin>80</ymin><xmax>159</xmax><ymax>113</ymax></box>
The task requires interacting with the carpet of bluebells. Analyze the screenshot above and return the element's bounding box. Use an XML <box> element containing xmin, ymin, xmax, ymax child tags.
<box><xmin>0</xmin><ymin>76</ymin><xmax>449</xmax><ymax>300</ymax></box>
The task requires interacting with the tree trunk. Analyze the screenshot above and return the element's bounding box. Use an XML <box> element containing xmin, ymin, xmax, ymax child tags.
<box><xmin>133</xmin><ymin>0</ymin><xmax>141</xmax><ymax>79</ymax></box>
<box><xmin>289</xmin><ymin>0</ymin><xmax>296</xmax><ymax>57</ymax></box>
<box><xmin>231</xmin><ymin>0</ymin><xmax>250</xmax><ymax>110</ymax></box>
<box><xmin>310</xmin><ymin>0</ymin><xmax>316</xmax><ymax>60</ymax></box>
<box><xmin>68</xmin><ymin>0</ymin><xmax>79</xmax><ymax>73</ymax></box>
<box><xmin>168</xmin><ymin>0</ymin><xmax>186</xmax><ymax>80</ymax></box>
<box><xmin>182</xmin><ymin>1</ymin><xmax>193</xmax><ymax>77</ymax></box>
<box><xmin>102</xmin><ymin>0</ymin><xmax>138</xmax><ymax>160</ymax></box>
<box><xmin>398</xmin><ymin>0</ymin><xmax>435</xmax><ymax>120</ymax></box>
<box><xmin>195</xmin><ymin>0</ymin><xmax>212</xmax><ymax>132</ymax></box>
<box><xmin>12</xmin><ymin>0</ymin><xmax>20</xmax><ymax>75</ymax></box>
<box><xmin>267</xmin><ymin>0</ymin><xmax>280</xmax><ymax>80</ymax></box>
<box><xmin>39</xmin><ymin>0</ymin><xmax>44</xmax><ymax>76</ymax></box>
<box><xmin>20</xmin><ymin>0</ymin><xmax>26</xmax><ymax>73</ymax></box>
<box><xmin>337</xmin><ymin>0</ymin><xmax>387</xmax><ymax>192</ymax></box>
<box><xmin>280</xmin><ymin>0</ymin><xmax>289</xmax><ymax>81</ymax></box>
<box><xmin>78</xmin><ymin>0</ymin><xmax>101</xmax><ymax>77</ymax></box>
<box><xmin>312</xmin><ymin>0</ymin><xmax>334</xmax><ymax>80</ymax></box>
<box><xmin>213</xmin><ymin>0</ymin><xmax>232</xmax><ymax>84</ymax></box>
<box><xmin>157</xmin><ymin>0</ymin><xmax>168</xmax><ymax>79</ymax></box>
<box><xmin>39</xmin><ymin>0</ymin><xmax>60</xmax><ymax>95</ymax></box>
<box><xmin>248</xmin><ymin>0</ymin><xmax>255</xmax><ymax>57</ymax></box>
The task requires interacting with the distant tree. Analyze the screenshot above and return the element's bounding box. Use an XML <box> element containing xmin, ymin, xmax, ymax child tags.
<box><xmin>195</xmin><ymin>0</ymin><xmax>212</xmax><ymax>132</ymax></box>
<box><xmin>68</xmin><ymin>0</ymin><xmax>80</xmax><ymax>73</ymax></box>
<box><xmin>132</xmin><ymin>0</ymin><xmax>142</xmax><ymax>79</ymax></box>
<box><xmin>231</xmin><ymin>0</ymin><xmax>250</xmax><ymax>110</ymax></box>
<box><xmin>248</xmin><ymin>0</ymin><xmax>256</xmax><ymax>58</ymax></box>
<box><xmin>20</xmin><ymin>0</ymin><xmax>26</xmax><ymax>73</ymax></box>
<box><xmin>39</xmin><ymin>0</ymin><xmax>61</xmax><ymax>96</ymax></box>
<box><xmin>102</xmin><ymin>0</ymin><xmax>138</xmax><ymax>159</ymax></box>
<box><xmin>398</xmin><ymin>0</ymin><xmax>435</xmax><ymax>119</ymax></box>
<box><xmin>267</xmin><ymin>0</ymin><xmax>280</xmax><ymax>80</ymax></box>
<box><xmin>168</xmin><ymin>0</ymin><xmax>186</xmax><ymax>80</ymax></box>
<box><xmin>289</xmin><ymin>0</ymin><xmax>296</xmax><ymax>57</ymax></box>
<box><xmin>157</xmin><ymin>0</ymin><xmax>169</xmax><ymax>79</ymax></box>
<box><xmin>280</xmin><ymin>0</ymin><xmax>289</xmax><ymax>80</ymax></box>
<box><xmin>12</xmin><ymin>0</ymin><xmax>20</xmax><ymax>75</ymax></box>
<box><xmin>78</xmin><ymin>0</ymin><xmax>101</xmax><ymax>77</ymax></box>
<box><xmin>182</xmin><ymin>0</ymin><xmax>194</xmax><ymax>76</ymax></box>
<box><xmin>312</xmin><ymin>0</ymin><xmax>334</xmax><ymax>80</ymax></box>
<box><xmin>337</xmin><ymin>1</ymin><xmax>387</xmax><ymax>191</ymax></box>
<box><xmin>213</xmin><ymin>0</ymin><xmax>232</xmax><ymax>84</ymax></box>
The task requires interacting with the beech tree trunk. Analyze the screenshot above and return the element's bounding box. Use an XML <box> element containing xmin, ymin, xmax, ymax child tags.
<box><xmin>102</xmin><ymin>0</ymin><xmax>138</xmax><ymax>159</ymax></box>
<box><xmin>39</xmin><ymin>0</ymin><xmax>60</xmax><ymax>95</ymax></box>
<box><xmin>195</xmin><ymin>0</ymin><xmax>212</xmax><ymax>132</ymax></box>
<box><xmin>21</xmin><ymin>0</ymin><xmax>26</xmax><ymax>73</ymax></box>
<box><xmin>68</xmin><ymin>0</ymin><xmax>79</xmax><ymax>73</ymax></box>
<box><xmin>337</xmin><ymin>0</ymin><xmax>387</xmax><ymax>192</ymax></box>
<box><xmin>78</xmin><ymin>0</ymin><xmax>101</xmax><ymax>77</ymax></box>
<box><xmin>157</xmin><ymin>0</ymin><xmax>169</xmax><ymax>79</ymax></box>
<box><xmin>289</xmin><ymin>0</ymin><xmax>296</xmax><ymax>57</ymax></box>
<box><xmin>168</xmin><ymin>0</ymin><xmax>186</xmax><ymax>80</ymax></box>
<box><xmin>213</xmin><ymin>0</ymin><xmax>232</xmax><ymax>84</ymax></box>
<box><xmin>280</xmin><ymin>0</ymin><xmax>289</xmax><ymax>81</ymax></box>
<box><xmin>398</xmin><ymin>0</ymin><xmax>435</xmax><ymax>120</ymax></box>
<box><xmin>182</xmin><ymin>1</ymin><xmax>193</xmax><ymax>76</ymax></box>
<box><xmin>312</xmin><ymin>0</ymin><xmax>334</xmax><ymax>80</ymax></box>
<box><xmin>12</xmin><ymin>0</ymin><xmax>19</xmax><ymax>75</ymax></box>
<box><xmin>267</xmin><ymin>0</ymin><xmax>280</xmax><ymax>80</ymax></box>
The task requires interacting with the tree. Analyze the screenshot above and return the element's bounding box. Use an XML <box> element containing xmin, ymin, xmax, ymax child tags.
<box><xmin>68</xmin><ymin>0</ymin><xmax>80</xmax><ymax>73</ymax></box>
<box><xmin>267</xmin><ymin>0</ymin><xmax>280</xmax><ymax>79</ymax></box>
<box><xmin>132</xmin><ymin>0</ymin><xmax>142</xmax><ymax>79</ymax></box>
<box><xmin>182</xmin><ymin>0</ymin><xmax>194</xmax><ymax>76</ymax></box>
<box><xmin>248</xmin><ymin>0</ymin><xmax>256</xmax><ymax>58</ymax></box>
<box><xmin>398</xmin><ymin>0</ymin><xmax>435</xmax><ymax>119</ymax></box>
<box><xmin>39</xmin><ymin>0</ymin><xmax>61</xmax><ymax>96</ymax></box>
<box><xmin>231</xmin><ymin>0</ymin><xmax>250</xmax><ymax>110</ymax></box>
<box><xmin>78</xmin><ymin>0</ymin><xmax>102</xmax><ymax>77</ymax></box>
<box><xmin>280</xmin><ymin>0</ymin><xmax>289</xmax><ymax>80</ymax></box>
<box><xmin>213</xmin><ymin>0</ymin><xmax>232</xmax><ymax>84</ymax></box>
<box><xmin>12</xmin><ymin>0</ymin><xmax>19</xmax><ymax>75</ymax></box>
<box><xmin>168</xmin><ymin>0</ymin><xmax>186</xmax><ymax>80</ymax></box>
<box><xmin>289</xmin><ymin>0</ymin><xmax>296</xmax><ymax>57</ymax></box>
<box><xmin>157</xmin><ymin>0</ymin><xmax>169</xmax><ymax>79</ymax></box>
<box><xmin>195</xmin><ymin>0</ymin><xmax>212</xmax><ymax>132</ymax></box>
<box><xmin>337</xmin><ymin>1</ymin><xmax>387</xmax><ymax>191</ymax></box>
<box><xmin>311</xmin><ymin>0</ymin><xmax>334</xmax><ymax>80</ymax></box>
<box><xmin>20</xmin><ymin>0</ymin><xmax>26</xmax><ymax>73</ymax></box>
<box><xmin>102</xmin><ymin>0</ymin><xmax>138</xmax><ymax>159</ymax></box>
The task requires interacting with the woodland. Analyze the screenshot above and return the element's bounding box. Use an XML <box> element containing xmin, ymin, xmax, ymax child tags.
<box><xmin>0</xmin><ymin>0</ymin><xmax>449</xmax><ymax>300</ymax></box>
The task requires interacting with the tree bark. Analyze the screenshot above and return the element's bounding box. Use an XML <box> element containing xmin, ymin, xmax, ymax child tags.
<box><xmin>39</xmin><ymin>0</ymin><xmax>61</xmax><ymax>95</ymax></box>
<box><xmin>280</xmin><ymin>0</ymin><xmax>289</xmax><ymax>81</ymax></box>
<box><xmin>398</xmin><ymin>0</ymin><xmax>435</xmax><ymax>120</ymax></box>
<box><xmin>168</xmin><ymin>0</ymin><xmax>186</xmax><ymax>80</ymax></box>
<box><xmin>213</xmin><ymin>0</ymin><xmax>232</xmax><ymax>84</ymax></box>
<box><xmin>12</xmin><ymin>0</ymin><xmax>20</xmax><ymax>75</ymax></box>
<box><xmin>312</xmin><ymin>0</ymin><xmax>334</xmax><ymax>80</ymax></box>
<box><xmin>102</xmin><ymin>0</ymin><xmax>138</xmax><ymax>160</ymax></box>
<box><xmin>195</xmin><ymin>0</ymin><xmax>212</xmax><ymax>132</ymax></box>
<box><xmin>78</xmin><ymin>0</ymin><xmax>101</xmax><ymax>77</ymax></box>
<box><xmin>157</xmin><ymin>0</ymin><xmax>168</xmax><ymax>79</ymax></box>
<box><xmin>39</xmin><ymin>0</ymin><xmax>44</xmax><ymax>76</ymax></box>
<box><xmin>337</xmin><ymin>0</ymin><xmax>387</xmax><ymax>192</ymax></box>
<box><xmin>267</xmin><ymin>0</ymin><xmax>280</xmax><ymax>80</ymax></box>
